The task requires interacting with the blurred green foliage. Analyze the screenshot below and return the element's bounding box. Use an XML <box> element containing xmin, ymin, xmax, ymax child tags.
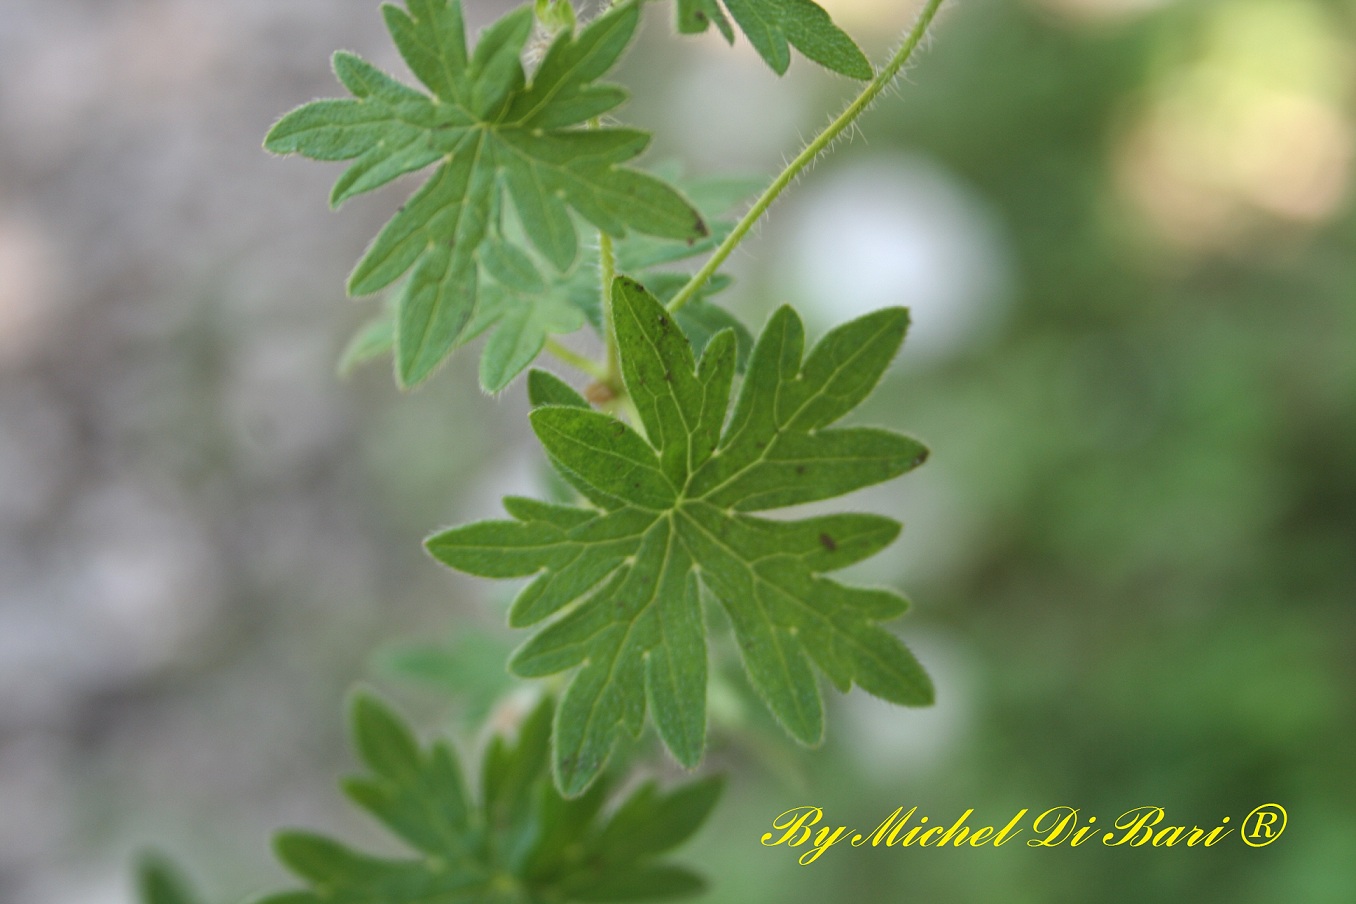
<box><xmin>260</xmin><ymin>692</ymin><xmax>721</xmax><ymax>904</ymax></box>
<box><xmin>135</xmin><ymin>1</ymin><xmax>1355</xmax><ymax>901</ymax></box>
<box><xmin>673</xmin><ymin>0</ymin><xmax>1356</xmax><ymax>901</ymax></box>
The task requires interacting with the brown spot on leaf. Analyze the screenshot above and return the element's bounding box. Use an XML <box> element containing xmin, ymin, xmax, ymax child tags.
<box><xmin>818</xmin><ymin>533</ymin><xmax>837</xmax><ymax>552</ymax></box>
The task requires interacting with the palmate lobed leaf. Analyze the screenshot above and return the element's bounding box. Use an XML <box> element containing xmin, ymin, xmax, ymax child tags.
<box><xmin>337</xmin><ymin>173</ymin><xmax>756</xmax><ymax>391</ymax></box>
<box><xmin>676</xmin><ymin>0</ymin><xmax>872</xmax><ymax>79</ymax></box>
<box><xmin>258</xmin><ymin>692</ymin><xmax>720</xmax><ymax>904</ymax></box>
<box><xmin>428</xmin><ymin>280</ymin><xmax>932</xmax><ymax>796</ymax></box>
<box><xmin>265</xmin><ymin>0</ymin><xmax>706</xmax><ymax>387</ymax></box>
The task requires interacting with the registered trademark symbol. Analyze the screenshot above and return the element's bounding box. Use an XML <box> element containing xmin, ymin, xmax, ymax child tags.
<box><xmin>1242</xmin><ymin>804</ymin><xmax>1287</xmax><ymax>847</ymax></box>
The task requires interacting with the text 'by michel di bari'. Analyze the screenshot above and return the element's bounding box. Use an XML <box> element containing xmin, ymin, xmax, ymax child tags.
<box><xmin>760</xmin><ymin>804</ymin><xmax>1288</xmax><ymax>864</ymax></box>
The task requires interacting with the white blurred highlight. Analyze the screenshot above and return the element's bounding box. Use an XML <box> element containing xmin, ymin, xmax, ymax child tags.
<box><xmin>774</xmin><ymin>155</ymin><xmax>1013</xmax><ymax>363</ymax></box>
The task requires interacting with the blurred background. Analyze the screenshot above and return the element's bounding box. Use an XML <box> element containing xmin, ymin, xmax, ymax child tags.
<box><xmin>1</xmin><ymin>0</ymin><xmax>1353</xmax><ymax>901</ymax></box>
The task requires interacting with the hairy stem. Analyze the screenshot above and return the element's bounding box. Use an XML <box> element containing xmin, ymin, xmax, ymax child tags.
<box><xmin>545</xmin><ymin>338</ymin><xmax>608</xmax><ymax>380</ymax></box>
<box><xmin>598</xmin><ymin>231</ymin><xmax>621</xmax><ymax>385</ymax></box>
<box><xmin>666</xmin><ymin>0</ymin><xmax>947</xmax><ymax>313</ymax></box>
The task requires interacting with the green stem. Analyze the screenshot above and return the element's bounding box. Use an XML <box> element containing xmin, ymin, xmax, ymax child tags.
<box><xmin>666</xmin><ymin>0</ymin><xmax>947</xmax><ymax>313</ymax></box>
<box><xmin>544</xmin><ymin>338</ymin><xmax>608</xmax><ymax>380</ymax></box>
<box><xmin>588</xmin><ymin>103</ymin><xmax>623</xmax><ymax>395</ymax></box>
<box><xmin>598</xmin><ymin>231</ymin><xmax>620</xmax><ymax>384</ymax></box>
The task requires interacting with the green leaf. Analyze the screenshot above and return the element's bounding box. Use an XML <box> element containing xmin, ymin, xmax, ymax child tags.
<box><xmin>593</xmin><ymin>777</ymin><xmax>724</xmax><ymax>861</ymax></box>
<box><xmin>535</xmin><ymin>0</ymin><xmax>577</xmax><ymax>34</ymax></box>
<box><xmin>372</xmin><ymin>630</ymin><xmax>516</xmax><ymax>723</ymax></box>
<box><xmin>338</xmin><ymin>311</ymin><xmax>396</xmax><ymax>376</ymax></box>
<box><xmin>265</xmin><ymin>0</ymin><xmax>706</xmax><ymax>387</ymax></box>
<box><xmin>529</xmin><ymin>369</ymin><xmax>591</xmax><ymax>408</ymax></box>
<box><xmin>676</xmin><ymin>0</ymin><xmax>872</xmax><ymax>79</ymax></box>
<box><xmin>479</xmin><ymin>279</ymin><xmax>588</xmax><ymax>393</ymax></box>
<box><xmin>676</xmin><ymin>0</ymin><xmax>734</xmax><ymax>42</ymax></box>
<box><xmin>136</xmin><ymin>855</ymin><xmax>201</xmax><ymax>904</ymax></box>
<box><xmin>263</xmin><ymin>692</ymin><xmax>718</xmax><ymax>904</ymax></box>
<box><xmin>329</xmin><ymin>169</ymin><xmax>757</xmax><ymax>390</ymax></box>
<box><xmin>671</xmin><ymin>294</ymin><xmax>752</xmax><ymax>371</ymax></box>
<box><xmin>471</xmin><ymin>171</ymin><xmax>756</xmax><ymax>391</ymax></box>
<box><xmin>564</xmin><ymin>865</ymin><xmax>706</xmax><ymax>901</ymax></box>
<box><xmin>428</xmin><ymin>280</ymin><xmax>932</xmax><ymax>795</ymax></box>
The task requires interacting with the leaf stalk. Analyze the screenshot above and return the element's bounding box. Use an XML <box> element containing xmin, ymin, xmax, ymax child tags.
<box><xmin>598</xmin><ymin>231</ymin><xmax>621</xmax><ymax>389</ymax></box>
<box><xmin>544</xmin><ymin>338</ymin><xmax>608</xmax><ymax>380</ymax></box>
<box><xmin>666</xmin><ymin>0</ymin><xmax>947</xmax><ymax>313</ymax></box>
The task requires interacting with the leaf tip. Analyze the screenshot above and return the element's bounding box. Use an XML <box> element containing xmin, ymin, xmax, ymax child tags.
<box><xmin>330</xmin><ymin>48</ymin><xmax>359</xmax><ymax>72</ymax></box>
<box><xmin>270</xmin><ymin>830</ymin><xmax>320</xmax><ymax>870</ymax></box>
<box><xmin>421</xmin><ymin>528</ymin><xmax>449</xmax><ymax>559</ymax></box>
<box><xmin>135</xmin><ymin>851</ymin><xmax>199</xmax><ymax>904</ymax></box>
<box><xmin>864</xmin><ymin>305</ymin><xmax>911</xmax><ymax>337</ymax></box>
<box><xmin>553</xmin><ymin>753</ymin><xmax>602</xmax><ymax>799</ymax></box>
<box><xmin>842</xmin><ymin>54</ymin><xmax>874</xmax><ymax>82</ymax></box>
<box><xmin>327</xmin><ymin>182</ymin><xmax>350</xmax><ymax>210</ymax></box>
<box><xmin>911</xmin><ymin>443</ymin><xmax>930</xmax><ymax>470</ymax></box>
<box><xmin>477</xmin><ymin>364</ymin><xmax>516</xmax><ymax>396</ymax></box>
<box><xmin>394</xmin><ymin>345</ymin><xmax>441</xmax><ymax>391</ymax></box>
<box><xmin>261</xmin><ymin>115</ymin><xmax>295</xmax><ymax>156</ymax></box>
<box><xmin>765</xmin><ymin>303</ymin><xmax>804</xmax><ymax>337</ymax></box>
<box><xmin>346</xmin><ymin>686</ymin><xmax>389</xmax><ymax>730</ymax></box>
<box><xmin>527</xmin><ymin>368</ymin><xmax>589</xmax><ymax>408</ymax></box>
<box><xmin>343</xmin><ymin>268</ymin><xmax>367</xmax><ymax>299</ymax></box>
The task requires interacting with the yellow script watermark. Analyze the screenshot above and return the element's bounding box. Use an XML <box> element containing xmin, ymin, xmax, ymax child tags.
<box><xmin>760</xmin><ymin>803</ymin><xmax>1288</xmax><ymax>864</ymax></box>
